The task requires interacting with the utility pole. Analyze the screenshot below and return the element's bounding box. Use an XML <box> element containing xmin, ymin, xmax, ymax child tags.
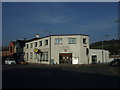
<box><xmin>102</xmin><ymin>35</ymin><xmax>109</xmax><ymax>64</ymax></box>
<box><xmin>115</xmin><ymin>20</ymin><xmax>120</xmax><ymax>57</ymax></box>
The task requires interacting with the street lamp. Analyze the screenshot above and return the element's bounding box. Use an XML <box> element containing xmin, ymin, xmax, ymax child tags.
<box><xmin>115</xmin><ymin>20</ymin><xmax>120</xmax><ymax>57</ymax></box>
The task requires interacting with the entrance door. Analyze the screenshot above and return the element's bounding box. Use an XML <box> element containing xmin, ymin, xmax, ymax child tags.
<box><xmin>59</xmin><ymin>53</ymin><xmax>72</xmax><ymax>64</ymax></box>
<box><xmin>92</xmin><ymin>55</ymin><xmax>97</xmax><ymax>64</ymax></box>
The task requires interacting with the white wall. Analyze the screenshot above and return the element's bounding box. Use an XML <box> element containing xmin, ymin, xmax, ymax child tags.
<box><xmin>89</xmin><ymin>49</ymin><xmax>110</xmax><ymax>64</ymax></box>
<box><xmin>50</xmin><ymin>35</ymin><xmax>89</xmax><ymax>64</ymax></box>
<box><xmin>24</xmin><ymin>37</ymin><xmax>50</xmax><ymax>64</ymax></box>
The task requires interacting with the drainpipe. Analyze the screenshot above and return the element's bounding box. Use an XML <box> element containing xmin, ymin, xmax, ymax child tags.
<box><xmin>49</xmin><ymin>35</ymin><xmax>51</xmax><ymax>64</ymax></box>
<box><xmin>86</xmin><ymin>48</ymin><xmax>89</xmax><ymax>64</ymax></box>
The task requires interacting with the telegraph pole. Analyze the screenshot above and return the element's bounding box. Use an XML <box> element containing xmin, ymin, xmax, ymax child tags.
<box><xmin>102</xmin><ymin>35</ymin><xmax>109</xmax><ymax>64</ymax></box>
<box><xmin>115</xmin><ymin>20</ymin><xmax>120</xmax><ymax>57</ymax></box>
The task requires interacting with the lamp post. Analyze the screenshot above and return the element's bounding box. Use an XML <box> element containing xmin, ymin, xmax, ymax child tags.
<box><xmin>115</xmin><ymin>20</ymin><xmax>120</xmax><ymax>57</ymax></box>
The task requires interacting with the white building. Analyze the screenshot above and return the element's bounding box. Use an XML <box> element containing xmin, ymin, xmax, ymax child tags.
<box><xmin>89</xmin><ymin>49</ymin><xmax>110</xmax><ymax>64</ymax></box>
<box><xmin>24</xmin><ymin>34</ymin><xmax>110</xmax><ymax>64</ymax></box>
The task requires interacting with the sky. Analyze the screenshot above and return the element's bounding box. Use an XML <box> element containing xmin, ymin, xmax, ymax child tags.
<box><xmin>2</xmin><ymin>2</ymin><xmax>118</xmax><ymax>46</ymax></box>
<box><xmin>0</xmin><ymin>2</ymin><xmax>2</xmax><ymax>47</ymax></box>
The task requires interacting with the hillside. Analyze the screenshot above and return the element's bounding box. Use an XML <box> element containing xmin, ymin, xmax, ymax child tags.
<box><xmin>90</xmin><ymin>39</ymin><xmax>120</xmax><ymax>55</ymax></box>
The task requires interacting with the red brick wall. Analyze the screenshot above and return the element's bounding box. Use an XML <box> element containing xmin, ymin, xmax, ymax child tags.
<box><xmin>9</xmin><ymin>42</ymin><xmax>15</xmax><ymax>56</ymax></box>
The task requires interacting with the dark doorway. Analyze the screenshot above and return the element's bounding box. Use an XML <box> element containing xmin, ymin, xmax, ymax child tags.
<box><xmin>92</xmin><ymin>55</ymin><xmax>97</xmax><ymax>64</ymax></box>
<box><xmin>59</xmin><ymin>53</ymin><xmax>72</xmax><ymax>64</ymax></box>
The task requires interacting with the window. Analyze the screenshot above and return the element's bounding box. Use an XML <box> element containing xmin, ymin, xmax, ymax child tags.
<box><xmin>42</xmin><ymin>53</ymin><xmax>45</xmax><ymax>60</ymax></box>
<box><xmin>46</xmin><ymin>52</ymin><xmax>48</xmax><ymax>60</ymax></box>
<box><xmin>55</xmin><ymin>38</ymin><xmax>62</xmax><ymax>44</ymax></box>
<box><xmin>26</xmin><ymin>53</ymin><xmax>29</xmax><ymax>59</ymax></box>
<box><xmin>30</xmin><ymin>52</ymin><xmax>33</xmax><ymax>59</ymax></box>
<box><xmin>34</xmin><ymin>42</ymin><xmax>37</xmax><ymax>47</ymax></box>
<box><xmin>26</xmin><ymin>44</ymin><xmax>29</xmax><ymax>49</ymax></box>
<box><xmin>68</xmin><ymin>38</ymin><xmax>76</xmax><ymax>44</ymax></box>
<box><xmin>30</xmin><ymin>43</ymin><xmax>33</xmax><ymax>48</ymax></box>
<box><xmin>34</xmin><ymin>53</ymin><xmax>37</xmax><ymax>59</ymax></box>
<box><xmin>83</xmin><ymin>38</ymin><xmax>87</xmax><ymax>44</ymax></box>
<box><xmin>39</xmin><ymin>41</ymin><xmax>42</xmax><ymax>46</ymax></box>
<box><xmin>44</xmin><ymin>40</ymin><xmax>48</xmax><ymax>46</ymax></box>
<box><xmin>40</xmin><ymin>51</ymin><xmax>48</xmax><ymax>62</ymax></box>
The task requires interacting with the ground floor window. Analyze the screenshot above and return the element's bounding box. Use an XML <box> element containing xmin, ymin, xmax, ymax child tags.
<box><xmin>39</xmin><ymin>51</ymin><xmax>48</xmax><ymax>62</ymax></box>
<box><xmin>30</xmin><ymin>52</ymin><xmax>33</xmax><ymax>59</ymax></box>
<box><xmin>26</xmin><ymin>53</ymin><xmax>29</xmax><ymax>59</ymax></box>
<box><xmin>34</xmin><ymin>53</ymin><xmax>37</xmax><ymax>59</ymax></box>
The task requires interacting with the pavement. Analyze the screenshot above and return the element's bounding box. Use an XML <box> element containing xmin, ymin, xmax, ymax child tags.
<box><xmin>2</xmin><ymin>64</ymin><xmax>120</xmax><ymax>88</ymax></box>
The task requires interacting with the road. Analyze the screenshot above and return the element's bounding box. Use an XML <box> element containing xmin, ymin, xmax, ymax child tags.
<box><xmin>2</xmin><ymin>64</ymin><xmax>120</xmax><ymax>88</ymax></box>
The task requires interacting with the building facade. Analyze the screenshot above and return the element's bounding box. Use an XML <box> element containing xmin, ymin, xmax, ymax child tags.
<box><xmin>8</xmin><ymin>41</ymin><xmax>16</xmax><ymax>56</ymax></box>
<box><xmin>7</xmin><ymin>40</ymin><xmax>27</xmax><ymax>62</ymax></box>
<box><xmin>89</xmin><ymin>49</ymin><xmax>110</xmax><ymax>64</ymax></box>
<box><xmin>24</xmin><ymin>34</ymin><xmax>110</xmax><ymax>64</ymax></box>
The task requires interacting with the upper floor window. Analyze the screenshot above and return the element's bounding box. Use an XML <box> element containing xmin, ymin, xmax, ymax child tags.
<box><xmin>34</xmin><ymin>42</ymin><xmax>37</xmax><ymax>47</ymax></box>
<box><xmin>26</xmin><ymin>44</ymin><xmax>29</xmax><ymax>49</ymax></box>
<box><xmin>68</xmin><ymin>38</ymin><xmax>76</xmax><ymax>44</ymax></box>
<box><xmin>39</xmin><ymin>41</ymin><xmax>42</xmax><ymax>46</ymax></box>
<box><xmin>83</xmin><ymin>38</ymin><xmax>87</xmax><ymax>44</ymax></box>
<box><xmin>55</xmin><ymin>38</ymin><xmax>62</xmax><ymax>44</ymax></box>
<box><xmin>44</xmin><ymin>40</ymin><xmax>48</xmax><ymax>46</ymax></box>
<box><xmin>30</xmin><ymin>43</ymin><xmax>33</xmax><ymax>48</ymax></box>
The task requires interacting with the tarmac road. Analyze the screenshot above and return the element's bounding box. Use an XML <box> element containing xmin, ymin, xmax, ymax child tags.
<box><xmin>2</xmin><ymin>64</ymin><xmax>120</xmax><ymax>88</ymax></box>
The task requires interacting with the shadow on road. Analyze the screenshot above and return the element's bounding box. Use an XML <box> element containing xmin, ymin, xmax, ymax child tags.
<box><xmin>2</xmin><ymin>67</ymin><xmax>120</xmax><ymax>88</ymax></box>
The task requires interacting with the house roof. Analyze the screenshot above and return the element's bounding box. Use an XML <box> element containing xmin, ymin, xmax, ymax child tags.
<box><xmin>26</xmin><ymin>34</ymin><xmax>89</xmax><ymax>43</ymax></box>
<box><xmin>16</xmin><ymin>40</ymin><xmax>28</xmax><ymax>47</ymax></box>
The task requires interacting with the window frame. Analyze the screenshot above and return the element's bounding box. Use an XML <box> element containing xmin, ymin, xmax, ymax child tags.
<box><xmin>26</xmin><ymin>44</ymin><xmax>29</xmax><ymax>49</ymax></box>
<box><xmin>34</xmin><ymin>42</ymin><xmax>38</xmax><ymax>47</ymax></box>
<box><xmin>30</xmin><ymin>43</ymin><xmax>33</xmax><ymax>48</ymax></box>
<box><xmin>55</xmin><ymin>38</ymin><xmax>63</xmax><ymax>44</ymax></box>
<box><xmin>26</xmin><ymin>53</ymin><xmax>29</xmax><ymax>59</ymax></box>
<box><xmin>44</xmin><ymin>40</ymin><xmax>48</xmax><ymax>46</ymax></box>
<box><xmin>39</xmin><ymin>41</ymin><xmax>42</xmax><ymax>47</ymax></box>
<box><xmin>30</xmin><ymin>52</ymin><xmax>33</xmax><ymax>59</ymax></box>
<box><xmin>68</xmin><ymin>38</ymin><xmax>76</xmax><ymax>44</ymax></box>
<box><xmin>83</xmin><ymin>38</ymin><xmax>87</xmax><ymax>44</ymax></box>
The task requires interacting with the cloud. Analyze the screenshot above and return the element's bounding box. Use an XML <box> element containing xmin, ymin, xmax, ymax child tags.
<box><xmin>37</xmin><ymin>15</ymin><xmax>67</xmax><ymax>23</ymax></box>
<box><xmin>12</xmin><ymin>13</ymin><xmax>68</xmax><ymax>24</ymax></box>
<box><xmin>76</xmin><ymin>19</ymin><xmax>116</xmax><ymax>32</ymax></box>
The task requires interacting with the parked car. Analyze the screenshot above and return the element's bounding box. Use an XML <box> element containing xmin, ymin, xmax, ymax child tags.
<box><xmin>5</xmin><ymin>58</ymin><xmax>16</xmax><ymax>65</ymax></box>
<box><xmin>110</xmin><ymin>59</ymin><xmax>120</xmax><ymax>66</ymax></box>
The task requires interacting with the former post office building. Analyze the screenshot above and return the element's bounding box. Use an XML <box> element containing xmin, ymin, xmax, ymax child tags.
<box><xmin>24</xmin><ymin>34</ymin><xmax>110</xmax><ymax>64</ymax></box>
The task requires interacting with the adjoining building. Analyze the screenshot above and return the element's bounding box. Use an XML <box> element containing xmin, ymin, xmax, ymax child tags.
<box><xmin>24</xmin><ymin>34</ymin><xmax>110</xmax><ymax>64</ymax></box>
<box><xmin>9</xmin><ymin>41</ymin><xmax>16</xmax><ymax>56</ymax></box>
<box><xmin>6</xmin><ymin>40</ymin><xmax>27</xmax><ymax>62</ymax></box>
<box><xmin>89</xmin><ymin>49</ymin><xmax>110</xmax><ymax>64</ymax></box>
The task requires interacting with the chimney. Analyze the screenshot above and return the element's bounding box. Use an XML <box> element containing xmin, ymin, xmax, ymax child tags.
<box><xmin>35</xmin><ymin>34</ymin><xmax>40</xmax><ymax>38</ymax></box>
<box><xmin>24</xmin><ymin>38</ymin><xmax>27</xmax><ymax>40</ymax></box>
